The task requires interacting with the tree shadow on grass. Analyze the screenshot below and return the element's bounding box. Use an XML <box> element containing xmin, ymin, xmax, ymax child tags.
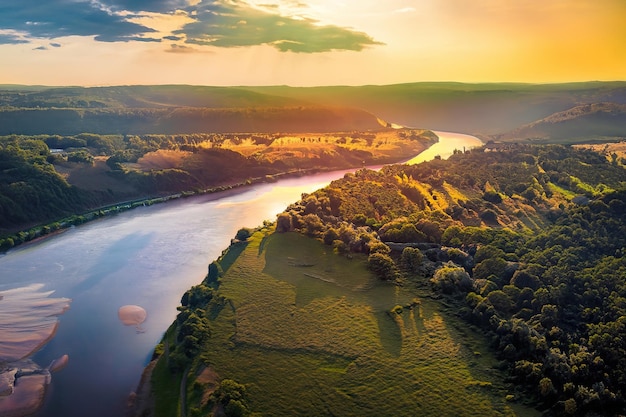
<box><xmin>217</xmin><ymin>240</ymin><xmax>249</xmax><ymax>275</ymax></box>
<box><xmin>375</xmin><ymin>311</ymin><xmax>402</xmax><ymax>357</ymax></box>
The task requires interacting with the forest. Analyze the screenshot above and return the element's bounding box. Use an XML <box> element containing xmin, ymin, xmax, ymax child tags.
<box><xmin>0</xmin><ymin>128</ymin><xmax>435</xmax><ymax>245</ymax></box>
<box><xmin>159</xmin><ymin>143</ymin><xmax>626</xmax><ymax>416</ymax></box>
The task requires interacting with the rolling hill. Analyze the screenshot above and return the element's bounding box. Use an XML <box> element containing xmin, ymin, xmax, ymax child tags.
<box><xmin>2</xmin><ymin>82</ymin><xmax>626</xmax><ymax>137</ymax></box>
<box><xmin>493</xmin><ymin>102</ymin><xmax>626</xmax><ymax>143</ymax></box>
<box><xmin>0</xmin><ymin>106</ymin><xmax>384</xmax><ymax>135</ymax></box>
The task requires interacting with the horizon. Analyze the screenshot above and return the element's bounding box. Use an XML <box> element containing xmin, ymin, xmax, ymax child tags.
<box><xmin>3</xmin><ymin>79</ymin><xmax>626</xmax><ymax>89</ymax></box>
<box><xmin>1</xmin><ymin>1</ymin><xmax>625</xmax><ymax>87</ymax></box>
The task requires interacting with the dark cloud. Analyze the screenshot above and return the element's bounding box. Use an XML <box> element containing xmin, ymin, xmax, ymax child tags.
<box><xmin>176</xmin><ymin>1</ymin><xmax>383</xmax><ymax>52</ymax></box>
<box><xmin>33</xmin><ymin>45</ymin><xmax>47</xmax><ymax>50</ymax></box>
<box><xmin>50</xmin><ymin>42</ymin><xmax>62</xmax><ymax>47</ymax></box>
<box><xmin>0</xmin><ymin>0</ymin><xmax>382</xmax><ymax>53</ymax></box>
<box><xmin>103</xmin><ymin>0</ymin><xmax>192</xmax><ymax>13</ymax></box>
<box><xmin>0</xmin><ymin>0</ymin><xmax>157</xmax><ymax>44</ymax></box>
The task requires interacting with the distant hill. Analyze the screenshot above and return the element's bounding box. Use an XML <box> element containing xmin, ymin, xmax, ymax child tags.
<box><xmin>0</xmin><ymin>85</ymin><xmax>304</xmax><ymax>108</ymax></box>
<box><xmin>243</xmin><ymin>82</ymin><xmax>626</xmax><ymax>135</ymax></box>
<box><xmin>493</xmin><ymin>102</ymin><xmax>626</xmax><ymax>143</ymax></box>
<box><xmin>0</xmin><ymin>106</ymin><xmax>383</xmax><ymax>135</ymax></box>
<box><xmin>2</xmin><ymin>82</ymin><xmax>626</xmax><ymax>137</ymax></box>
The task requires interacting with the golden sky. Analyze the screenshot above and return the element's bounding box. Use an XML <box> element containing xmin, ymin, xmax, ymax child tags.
<box><xmin>0</xmin><ymin>0</ymin><xmax>624</xmax><ymax>86</ymax></box>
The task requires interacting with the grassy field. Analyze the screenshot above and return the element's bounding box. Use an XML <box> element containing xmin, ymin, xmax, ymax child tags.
<box><xmin>186</xmin><ymin>230</ymin><xmax>540</xmax><ymax>416</ymax></box>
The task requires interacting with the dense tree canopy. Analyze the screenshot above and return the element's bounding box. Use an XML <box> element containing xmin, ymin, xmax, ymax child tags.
<box><xmin>275</xmin><ymin>143</ymin><xmax>626</xmax><ymax>416</ymax></box>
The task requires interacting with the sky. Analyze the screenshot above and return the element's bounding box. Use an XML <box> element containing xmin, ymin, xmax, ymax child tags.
<box><xmin>0</xmin><ymin>0</ymin><xmax>625</xmax><ymax>87</ymax></box>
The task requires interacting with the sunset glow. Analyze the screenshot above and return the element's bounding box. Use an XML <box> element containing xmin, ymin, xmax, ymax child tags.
<box><xmin>0</xmin><ymin>0</ymin><xmax>624</xmax><ymax>86</ymax></box>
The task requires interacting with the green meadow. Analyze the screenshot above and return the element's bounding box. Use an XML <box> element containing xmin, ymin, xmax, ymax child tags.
<box><xmin>185</xmin><ymin>230</ymin><xmax>539</xmax><ymax>416</ymax></box>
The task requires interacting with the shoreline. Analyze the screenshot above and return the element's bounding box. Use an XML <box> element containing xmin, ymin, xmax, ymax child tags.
<box><xmin>1</xmin><ymin>136</ymin><xmax>438</xmax><ymax>254</ymax></box>
<box><xmin>121</xmin><ymin>130</ymin><xmax>485</xmax><ymax>416</ymax></box>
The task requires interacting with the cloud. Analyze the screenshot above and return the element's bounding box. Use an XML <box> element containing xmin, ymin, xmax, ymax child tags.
<box><xmin>50</xmin><ymin>42</ymin><xmax>62</xmax><ymax>47</ymax></box>
<box><xmin>33</xmin><ymin>45</ymin><xmax>47</xmax><ymax>50</ymax></box>
<box><xmin>175</xmin><ymin>1</ymin><xmax>383</xmax><ymax>52</ymax></box>
<box><xmin>0</xmin><ymin>0</ymin><xmax>157</xmax><ymax>44</ymax></box>
<box><xmin>103</xmin><ymin>0</ymin><xmax>194</xmax><ymax>13</ymax></box>
<box><xmin>0</xmin><ymin>0</ymin><xmax>381</xmax><ymax>53</ymax></box>
<box><xmin>0</xmin><ymin>32</ymin><xmax>29</xmax><ymax>44</ymax></box>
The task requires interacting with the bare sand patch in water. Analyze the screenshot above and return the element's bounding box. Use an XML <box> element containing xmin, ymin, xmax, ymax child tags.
<box><xmin>0</xmin><ymin>284</ymin><xmax>70</xmax><ymax>417</ymax></box>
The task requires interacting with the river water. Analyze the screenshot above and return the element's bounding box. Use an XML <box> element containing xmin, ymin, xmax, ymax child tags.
<box><xmin>0</xmin><ymin>131</ymin><xmax>481</xmax><ymax>417</ymax></box>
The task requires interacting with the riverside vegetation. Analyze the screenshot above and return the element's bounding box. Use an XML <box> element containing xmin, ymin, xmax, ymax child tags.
<box><xmin>0</xmin><ymin>128</ymin><xmax>436</xmax><ymax>248</ymax></box>
<box><xmin>3</xmin><ymin>80</ymin><xmax>625</xmax><ymax>243</ymax></box>
<box><xmin>149</xmin><ymin>144</ymin><xmax>626</xmax><ymax>417</ymax></box>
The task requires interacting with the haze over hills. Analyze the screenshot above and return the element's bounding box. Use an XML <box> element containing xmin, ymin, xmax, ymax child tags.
<box><xmin>1</xmin><ymin>82</ymin><xmax>625</xmax><ymax>139</ymax></box>
<box><xmin>0</xmin><ymin>106</ymin><xmax>383</xmax><ymax>135</ymax></box>
<box><xmin>494</xmin><ymin>102</ymin><xmax>626</xmax><ymax>143</ymax></box>
<box><xmin>244</xmin><ymin>82</ymin><xmax>626</xmax><ymax>136</ymax></box>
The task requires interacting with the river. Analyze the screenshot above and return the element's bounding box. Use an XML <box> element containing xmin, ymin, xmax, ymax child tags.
<box><xmin>0</xmin><ymin>131</ymin><xmax>481</xmax><ymax>417</ymax></box>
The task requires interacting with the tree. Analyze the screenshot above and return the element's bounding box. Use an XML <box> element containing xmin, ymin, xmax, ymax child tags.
<box><xmin>431</xmin><ymin>264</ymin><xmax>472</xmax><ymax>294</ymax></box>
<box><xmin>483</xmin><ymin>190</ymin><xmax>503</xmax><ymax>204</ymax></box>
<box><xmin>235</xmin><ymin>227</ymin><xmax>253</xmax><ymax>241</ymax></box>
<box><xmin>275</xmin><ymin>212</ymin><xmax>292</xmax><ymax>232</ymax></box>
<box><xmin>510</xmin><ymin>269</ymin><xmax>541</xmax><ymax>290</ymax></box>
<box><xmin>539</xmin><ymin>377</ymin><xmax>556</xmax><ymax>398</ymax></box>
<box><xmin>301</xmin><ymin>214</ymin><xmax>324</xmax><ymax>236</ymax></box>
<box><xmin>206</xmin><ymin>261</ymin><xmax>223</xmax><ymax>284</ymax></box>
<box><xmin>401</xmin><ymin>247</ymin><xmax>423</xmax><ymax>272</ymax></box>
<box><xmin>367</xmin><ymin>252</ymin><xmax>398</xmax><ymax>281</ymax></box>
<box><xmin>473</xmin><ymin>257</ymin><xmax>509</xmax><ymax>283</ymax></box>
<box><xmin>480</xmin><ymin>209</ymin><xmax>498</xmax><ymax>223</ymax></box>
<box><xmin>67</xmin><ymin>150</ymin><xmax>94</xmax><ymax>164</ymax></box>
<box><xmin>212</xmin><ymin>379</ymin><xmax>250</xmax><ymax>417</ymax></box>
<box><xmin>323</xmin><ymin>227</ymin><xmax>339</xmax><ymax>245</ymax></box>
<box><xmin>474</xmin><ymin>245</ymin><xmax>506</xmax><ymax>263</ymax></box>
<box><xmin>486</xmin><ymin>290</ymin><xmax>514</xmax><ymax>314</ymax></box>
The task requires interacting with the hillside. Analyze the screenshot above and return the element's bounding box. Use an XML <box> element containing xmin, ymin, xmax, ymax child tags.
<box><xmin>494</xmin><ymin>103</ymin><xmax>626</xmax><ymax>143</ymax></box>
<box><xmin>0</xmin><ymin>106</ymin><xmax>384</xmax><ymax>135</ymax></box>
<box><xmin>150</xmin><ymin>144</ymin><xmax>626</xmax><ymax>417</ymax></box>
<box><xmin>0</xmin><ymin>85</ymin><xmax>303</xmax><ymax>109</ymax></box>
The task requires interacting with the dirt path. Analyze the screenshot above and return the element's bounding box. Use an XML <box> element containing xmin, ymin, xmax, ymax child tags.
<box><xmin>179</xmin><ymin>365</ymin><xmax>190</xmax><ymax>417</ymax></box>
